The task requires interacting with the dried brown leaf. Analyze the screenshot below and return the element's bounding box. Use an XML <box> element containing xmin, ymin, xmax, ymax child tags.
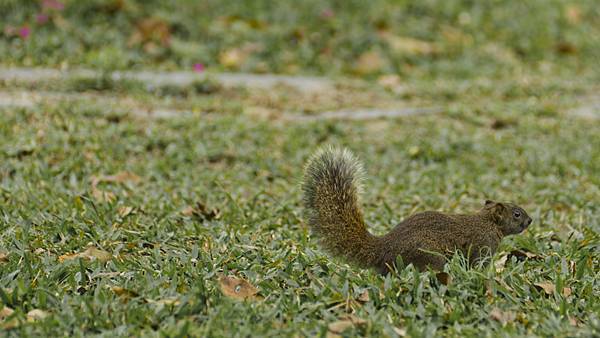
<box><xmin>569</xmin><ymin>317</ymin><xmax>579</xmax><ymax>326</ymax></box>
<box><xmin>218</xmin><ymin>275</ymin><xmax>259</xmax><ymax>300</ymax></box>
<box><xmin>220</xmin><ymin>48</ymin><xmax>248</xmax><ymax>69</ymax></box>
<box><xmin>484</xmin><ymin>280</ymin><xmax>493</xmax><ymax>298</ymax></box>
<box><xmin>441</xmin><ymin>26</ymin><xmax>473</xmax><ymax>46</ymax></box>
<box><xmin>0</xmin><ymin>306</ymin><xmax>18</xmax><ymax>330</ymax></box>
<box><xmin>89</xmin><ymin>172</ymin><xmax>139</xmax><ymax>204</ymax></box>
<box><xmin>490</xmin><ymin>118</ymin><xmax>516</xmax><ymax>130</ymax></box>
<box><xmin>182</xmin><ymin>201</ymin><xmax>220</xmax><ymax>220</ymax></box>
<box><xmin>494</xmin><ymin>254</ymin><xmax>508</xmax><ymax>273</ymax></box>
<box><xmin>357</xmin><ymin>290</ymin><xmax>370</xmax><ymax>303</ymax></box>
<box><xmin>534</xmin><ymin>281</ymin><xmax>556</xmax><ymax>295</ymax></box>
<box><xmin>94</xmin><ymin>171</ymin><xmax>141</xmax><ymax>185</ymax></box>
<box><xmin>565</xmin><ymin>5</ymin><xmax>581</xmax><ymax>25</ymax></box>
<box><xmin>509</xmin><ymin>249</ymin><xmax>541</xmax><ymax>261</ymax></box>
<box><xmin>0</xmin><ymin>306</ymin><xmax>14</xmax><ymax>320</ymax></box>
<box><xmin>110</xmin><ymin>286</ymin><xmax>139</xmax><ymax>300</ymax></box>
<box><xmin>354</xmin><ymin>50</ymin><xmax>386</xmax><ymax>75</ymax></box>
<box><xmin>377</xmin><ymin>74</ymin><xmax>401</xmax><ymax>87</ymax></box>
<box><xmin>26</xmin><ymin>309</ymin><xmax>49</xmax><ymax>321</ymax></box>
<box><xmin>0</xmin><ymin>252</ymin><xmax>8</xmax><ymax>263</ymax></box>
<box><xmin>59</xmin><ymin>246</ymin><xmax>112</xmax><ymax>263</ymax></box>
<box><xmin>377</xmin><ymin>74</ymin><xmax>407</xmax><ymax>95</ymax></box>
<box><xmin>393</xmin><ymin>327</ymin><xmax>407</xmax><ymax>337</ymax></box>
<box><xmin>129</xmin><ymin>17</ymin><xmax>171</xmax><ymax>47</ymax></box>
<box><xmin>147</xmin><ymin>298</ymin><xmax>180</xmax><ymax>306</ymax></box>
<box><xmin>494</xmin><ymin>277</ymin><xmax>515</xmax><ymax>292</ymax></box>
<box><xmin>327</xmin><ymin>315</ymin><xmax>367</xmax><ymax>337</ymax></box>
<box><xmin>92</xmin><ymin>186</ymin><xmax>116</xmax><ymax>203</ymax></box>
<box><xmin>435</xmin><ymin>272</ymin><xmax>452</xmax><ymax>285</ymax></box>
<box><xmin>556</xmin><ymin>41</ymin><xmax>577</xmax><ymax>55</ymax></box>
<box><xmin>562</xmin><ymin>287</ymin><xmax>572</xmax><ymax>297</ymax></box>
<box><xmin>181</xmin><ymin>206</ymin><xmax>195</xmax><ymax>216</ymax></box>
<box><xmin>118</xmin><ymin>206</ymin><xmax>134</xmax><ymax>217</ymax></box>
<box><xmin>490</xmin><ymin>307</ymin><xmax>516</xmax><ymax>325</ymax></box>
<box><xmin>380</xmin><ymin>32</ymin><xmax>437</xmax><ymax>56</ymax></box>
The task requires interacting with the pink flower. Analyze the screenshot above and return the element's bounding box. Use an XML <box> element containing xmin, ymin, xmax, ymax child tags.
<box><xmin>36</xmin><ymin>14</ymin><xmax>49</xmax><ymax>24</ymax></box>
<box><xmin>19</xmin><ymin>26</ymin><xmax>30</xmax><ymax>39</ymax></box>
<box><xmin>42</xmin><ymin>0</ymin><xmax>64</xmax><ymax>11</ymax></box>
<box><xmin>193</xmin><ymin>63</ymin><xmax>205</xmax><ymax>73</ymax></box>
<box><xmin>320</xmin><ymin>9</ymin><xmax>334</xmax><ymax>19</ymax></box>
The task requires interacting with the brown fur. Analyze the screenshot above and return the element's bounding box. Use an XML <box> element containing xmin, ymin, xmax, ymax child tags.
<box><xmin>302</xmin><ymin>147</ymin><xmax>532</xmax><ymax>273</ymax></box>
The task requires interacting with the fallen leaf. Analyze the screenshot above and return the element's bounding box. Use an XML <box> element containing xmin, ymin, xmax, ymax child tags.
<box><xmin>494</xmin><ymin>254</ymin><xmax>508</xmax><ymax>273</ymax></box>
<box><xmin>59</xmin><ymin>246</ymin><xmax>112</xmax><ymax>263</ymax></box>
<box><xmin>485</xmin><ymin>280</ymin><xmax>495</xmax><ymax>298</ymax></box>
<box><xmin>494</xmin><ymin>277</ymin><xmax>515</xmax><ymax>292</ymax></box>
<box><xmin>533</xmin><ymin>281</ymin><xmax>556</xmax><ymax>295</ymax></box>
<box><xmin>93</xmin><ymin>171</ymin><xmax>141</xmax><ymax>185</ymax></box>
<box><xmin>218</xmin><ymin>274</ymin><xmax>259</xmax><ymax>300</ymax></box>
<box><xmin>26</xmin><ymin>309</ymin><xmax>49</xmax><ymax>321</ymax></box>
<box><xmin>129</xmin><ymin>17</ymin><xmax>171</xmax><ymax>47</ymax></box>
<box><xmin>441</xmin><ymin>26</ymin><xmax>473</xmax><ymax>46</ymax></box>
<box><xmin>569</xmin><ymin>317</ymin><xmax>578</xmax><ymax>326</ymax></box>
<box><xmin>118</xmin><ymin>206</ymin><xmax>134</xmax><ymax>217</ymax></box>
<box><xmin>90</xmin><ymin>172</ymin><xmax>139</xmax><ymax>203</ymax></box>
<box><xmin>508</xmin><ymin>249</ymin><xmax>540</xmax><ymax>261</ymax></box>
<box><xmin>357</xmin><ymin>290</ymin><xmax>370</xmax><ymax>302</ymax></box>
<box><xmin>482</xmin><ymin>43</ymin><xmax>518</xmax><ymax>65</ymax></box>
<box><xmin>490</xmin><ymin>307</ymin><xmax>516</xmax><ymax>325</ymax></box>
<box><xmin>377</xmin><ymin>74</ymin><xmax>401</xmax><ymax>88</ymax></box>
<box><xmin>0</xmin><ymin>252</ymin><xmax>8</xmax><ymax>263</ymax></box>
<box><xmin>92</xmin><ymin>187</ymin><xmax>116</xmax><ymax>203</ymax></box>
<box><xmin>147</xmin><ymin>298</ymin><xmax>180</xmax><ymax>306</ymax></box>
<box><xmin>490</xmin><ymin>118</ymin><xmax>516</xmax><ymax>130</ymax></box>
<box><xmin>110</xmin><ymin>286</ymin><xmax>139</xmax><ymax>300</ymax></box>
<box><xmin>380</xmin><ymin>32</ymin><xmax>437</xmax><ymax>56</ymax></box>
<box><xmin>565</xmin><ymin>5</ymin><xmax>581</xmax><ymax>24</ymax></box>
<box><xmin>0</xmin><ymin>306</ymin><xmax>14</xmax><ymax>320</ymax></box>
<box><xmin>181</xmin><ymin>205</ymin><xmax>195</xmax><ymax>216</ymax></box>
<box><xmin>393</xmin><ymin>327</ymin><xmax>407</xmax><ymax>337</ymax></box>
<box><xmin>516</xmin><ymin>312</ymin><xmax>529</xmax><ymax>325</ymax></box>
<box><xmin>245</xmin><ymin>106</ymin><xmax>278</xmax><ymax>120</ymax></box>
<box><xmin>408</xmin><ymin>146</ymin><xmax>421</xmax><ymax>157</ymax></box>
<box><xmin>182</xmin><ymin>201</ymin><xmax>220</xmax><ymax>220</ymax></box>
<box><xmin>377</xmin><ymin>74</ymin><xmax>406</xmax><ymax>94</ymax></box>
<box><xmin>327</xmin><ymin>321</ymin><xmax>353</xmax><ymax>338</ymax></box>
<box><xmin>354</xmin><ymin>50</ymin><xmax>387</xmax><ymax>75</ymax></box>
<box><xmin>0</xmin><ymin>306</ymin><xmax>17</xmax><ymax>330</ymax></box>
<box><xmin>562</xmin><ymin>287</ymin><xmax>572</xmax><ymax>297</ymax></box>
<box><xmin>435</xmin><ymin>272</ymin><xmax>452</xmax><ymax>285</ymax></box>
<box><xmin>555</xmin><ymin>41</ymin><xmax>577</xmax><ymax>55</ymax></box>
<box><xmin>220</xmin><ymin>48</ymin><xmax>249</xmax><ymax>69</ymax></box>
<box><xmin>327</xmin><ymin>315</ymin><xmax>367</xmax><ymax>338</ymax></box>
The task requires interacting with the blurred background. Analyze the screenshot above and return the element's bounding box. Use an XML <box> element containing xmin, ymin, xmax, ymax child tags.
<box><xmin>1</xmin><ymin>2</ymin><xmax>599</xmax><ymax>336</ymax></box>
<box><xmin>1</xmin><ymin>0</ymin><xmax>599</xmax><ymax>79</ymax></box>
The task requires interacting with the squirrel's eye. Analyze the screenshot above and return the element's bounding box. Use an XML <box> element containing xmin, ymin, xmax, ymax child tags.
<box><xmin>513</xmin><ymin>210</ymin><xmax>521</xmax><ymax>218</ymax></box>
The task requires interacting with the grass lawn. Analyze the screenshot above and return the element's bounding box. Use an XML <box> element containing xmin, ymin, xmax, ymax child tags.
<box><xmin>1</xmin><ymin>0</ymin><xmax>600</xmax><ymax>337</ymax></box>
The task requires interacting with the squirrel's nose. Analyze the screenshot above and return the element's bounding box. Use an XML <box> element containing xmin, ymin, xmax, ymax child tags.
<box><xmin>526</xmin><ymin>218</ymin><xmax>532</xmax><ymax>226</ymax></box>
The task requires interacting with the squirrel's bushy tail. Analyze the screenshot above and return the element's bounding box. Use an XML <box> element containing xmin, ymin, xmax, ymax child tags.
<box><xmin>302</xmin><ymin>146</ymin><xmax>380</xmax><ymax>268</ymax></box>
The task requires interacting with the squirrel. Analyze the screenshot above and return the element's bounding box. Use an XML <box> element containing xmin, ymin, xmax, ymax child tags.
<box><xmin>302</xmin><ymin>146</ymin><xmax>532</xmax><ymax>274</ymax></box>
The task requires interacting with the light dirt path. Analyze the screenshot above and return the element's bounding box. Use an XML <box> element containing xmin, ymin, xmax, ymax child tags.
<box><xmin>0</xmin><ymin>67</ymin><xmax>443</xmax><ymax>120</ymax></box>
